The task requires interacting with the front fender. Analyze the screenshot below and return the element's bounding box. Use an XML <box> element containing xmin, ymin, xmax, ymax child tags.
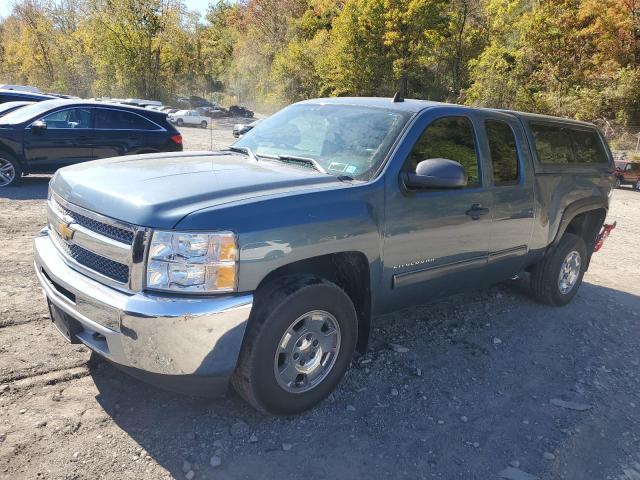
<box><xmin>174</xmin><ymin>182</ymin><xmax>384</xmax><ymax>292</ymax></box>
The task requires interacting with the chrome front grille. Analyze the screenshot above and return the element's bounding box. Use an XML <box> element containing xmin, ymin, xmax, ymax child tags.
<box><xmin>55</xmin><ymin>202</ymin><xmax>134</xmax><ymax>244</ymax></box>
<box><xmin>52</xmin><ymin>232</ymin><xmax>129</xmax><ymax>283</ymax></box>
<box><xmin>47</xmin><ymin>194</ymin><xmax>148</xmax><ymax>290</ymax></box>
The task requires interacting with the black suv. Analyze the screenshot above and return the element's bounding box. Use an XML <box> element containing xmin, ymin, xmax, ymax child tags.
<box><xmin>0</xmin><ymin>99</ymin><xmax>183</xmax><ymax>187</ymax></box>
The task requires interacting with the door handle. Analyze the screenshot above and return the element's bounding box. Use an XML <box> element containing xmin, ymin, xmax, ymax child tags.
<box><xmin>466</xmin><ymin>203</ymin><xmax>490</xmax><ymax>220</ymax></box>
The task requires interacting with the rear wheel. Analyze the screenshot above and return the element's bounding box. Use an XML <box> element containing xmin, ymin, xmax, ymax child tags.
<box><xmin>200</xmin><ymin>120</ymin><xmax>208</xmax><ymax>129</ymax></box>
<box><xmin>614</xmin><ymin>176</ymin><xmax>622</xmax><ymax>189</ymax></box>
<box><xmin>0</xmin><ymin>154</ymin><xmax>21</xmax><ymax>187</ymax></box>
<box><xmin>530</xmin><ymin>233</ymin><xmax>587</xmax><ymax>306</ymax></box>
<box><xmin>232</xmin><ymin>275</ymin><xmax>357</xmax><ymax>415</ymax></box>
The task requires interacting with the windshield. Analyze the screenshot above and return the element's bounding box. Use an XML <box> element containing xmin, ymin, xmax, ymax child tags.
<box><xmin>233</xmin><ymin>103</ymin><xmax>411</xmax><ymax>180</ymax></box>
<box><xmin>0</xmin><ymin>101</ymin><xmax>58</xmax><ymax>125</ymax></box>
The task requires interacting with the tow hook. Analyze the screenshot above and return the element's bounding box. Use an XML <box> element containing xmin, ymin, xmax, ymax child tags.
<box><xmin>594</xmin><ymin>222</ymin><xmax>617</xmax><ymax>252</ymax></box>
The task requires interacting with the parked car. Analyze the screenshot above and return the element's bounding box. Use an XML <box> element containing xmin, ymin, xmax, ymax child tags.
<box><xmin>0</xmin><ymin>101</ymin><xmax>34</xmax><ymax>117</ymax></box>
<box><xmin>0</xmin><ymin>88</ymin><xmax>56</xmax><ymax>104</ymax></box>
<box><xmin>34</xmin><ymin>97</ymin><xmax>615</xmax><ymax>415</ymax></box>
<box><xmin>614</xmin><ymin>159</ymin><xmax>640</xmax><ymax>190</ymax></box>
<box><xmin>168</xmin><ymin>109</ymin><xmax>209</xmax><ymax>128</ymax></box>
<box><xmin>189</xmin><ymin>95</ymin><xmax>216</xmax><ymax>108</ymax></box>
<box><xmin>197</xmin><ymin>106</ymin><xmax>225</xmax><ymax>117</ymax></box>
<box><xmin>122</xmin><ymin>98</ymin><xmax>163</xmax><ymax>108</ymax></box>
<box><xmin>0</xmin><ymin>99</ymin><xmax>182</xmax><ymax>187</ymax></box>
<box><xmin>228</xmin><ymin>105</ymin><xmax>254</xmax><ymax>118</ymax></box>
<box><xmin>233</xmin><ymin>119</ymin><xmax>261</xmax><ymax>137</ymax></box>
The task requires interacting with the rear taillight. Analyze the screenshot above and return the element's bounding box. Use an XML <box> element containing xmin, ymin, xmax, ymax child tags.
<box><xmin>170</xmin><ymin>134</ymin><xmax>182</xmax><ymax>145</ymax></box>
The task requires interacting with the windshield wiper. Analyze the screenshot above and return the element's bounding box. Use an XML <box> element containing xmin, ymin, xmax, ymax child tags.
<box><xmin>227</xmin><ymin>146</ymin><xmax>258</xmax><ymax>162</ymax></box>
<box><xmin>260</xmin><ymin>153</ymin><xmax>327</xmax><ymax>174</ymax></box>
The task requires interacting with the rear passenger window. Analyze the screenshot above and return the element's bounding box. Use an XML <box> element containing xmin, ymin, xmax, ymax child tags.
<box><xmin>95</xmin><ymin>109</ymin><xmax>159</xmax><ymax>130</ymax></box>
<box><xmin>531</xmin><ymin>123</ymin><xmax>607</xmax><ymax>164</ymax></box>
<box><xmin>486</xmin><ymin>120</ymin><xmax>519</xmax><ymax>185</ymax></box>
<box><xmin>408</xmin><ymin>117</ymin><xmax>480</xmax><ymax>187</ymax></box>
<box><xmin>570</xmin><ymin>129</ymin><xmax>607</xmax><ymax>163</ymax></box>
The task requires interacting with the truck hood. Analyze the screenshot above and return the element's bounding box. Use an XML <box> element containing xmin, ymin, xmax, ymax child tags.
<box><xmin>50</xmin><ymin>151</ymin><xmax>342</xmax><ymax>228</ymax></box>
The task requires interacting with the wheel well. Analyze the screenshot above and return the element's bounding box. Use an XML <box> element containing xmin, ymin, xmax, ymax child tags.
<box><xmin>255</xmin><ymin>252</ymin><xmax>372</xmax><ymax>354</ymax></box>
<box><xmin>0</xmin><ymin>147</ymin><xmax>22</xmax><ymax>168</ymax></box>
<box><xmin>563</xmin><ymin>208</ymin><xmax>606</xmax><ymax>267</ymax></box>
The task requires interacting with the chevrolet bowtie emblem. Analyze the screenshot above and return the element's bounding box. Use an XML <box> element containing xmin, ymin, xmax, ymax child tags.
<box><xmin>57</xmin><ymin>221</ymin><xmax>75</xmax><ymax>241</ymax></box>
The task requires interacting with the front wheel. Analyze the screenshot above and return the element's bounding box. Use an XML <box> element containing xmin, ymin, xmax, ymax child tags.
<box><xmin>0</xmin><ymin>154</ymin><xmax>21</xmax><ymax>187</ymax></box>
<box><xmin>176</xmin><ymin>118</ymin><xmax>183</xmax><ymax>126</ymax></box>
<box><xmin>232</xmin><ymin>276</ymin><xmax>357</xmax><ymax>415</ymax></box>
<box><xmin>614</xmin><ymin>176</ymin><xmax>622</xmax><ymax>189</ymax></box>
<box><xmin>529</xmin><ymin>233</ymin><xmax>587</xmax><ymax>306</ymax></box>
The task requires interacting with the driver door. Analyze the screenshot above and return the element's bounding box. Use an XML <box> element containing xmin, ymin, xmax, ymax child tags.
<box><xmin>382</xmin><ymin>109</ymin><xmax>493</xmax><ymax>312</ymax></box>
<box><xmin>24</xmin><ymin>107</ymin><xmax>95</xmax><ymax>172</ymax></box>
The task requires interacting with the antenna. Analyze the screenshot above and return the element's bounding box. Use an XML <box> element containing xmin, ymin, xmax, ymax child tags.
<box><xmin>392</xmin><ymin>91</ymin><xmax>404</xmax><ymax>103</ymax></box>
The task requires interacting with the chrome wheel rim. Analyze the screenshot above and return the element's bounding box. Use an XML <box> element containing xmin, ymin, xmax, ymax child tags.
<box><xmin>274</xmin><ymin>310</ymin><xmax>341</xmax><ymax>394</ymax></box>
<box><xmin>558</xmin><ymin>250</ymin><xmax>581</xmax><ymax>295</ymax></box>
<box><xmin>0</xmin><ymin>158</ymin><xmax>15</xmax><ymax>187</ymax></box>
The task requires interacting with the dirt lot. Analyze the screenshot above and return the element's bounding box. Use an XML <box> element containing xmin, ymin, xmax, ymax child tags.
<box><xmin>1</xmin><ymin>123</ymin><xmax>639</xmax><ymax>480</ymax></box>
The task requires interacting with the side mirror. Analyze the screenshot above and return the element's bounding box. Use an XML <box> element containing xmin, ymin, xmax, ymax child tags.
<box><xmin>404</xmin><ymin>158</ymin><xmax>467</xmax><ymax>189</ymax></box>
<box><xmin>31</xmin><ymin>120</ymin><xmax>47</xmax><ymax>132</ymax></box>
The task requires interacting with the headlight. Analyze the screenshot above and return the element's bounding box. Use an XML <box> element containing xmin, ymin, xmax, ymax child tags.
<box><xmin>146</xmin><ymin>230</ymin><xmax>237</xmax><ymax>293</ymax></box>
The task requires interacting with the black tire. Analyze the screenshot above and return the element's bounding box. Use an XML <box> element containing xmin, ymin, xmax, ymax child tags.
<box><xmin>232</xmin><ymin>275</ymin><xmax>357</xmax><ymax>415</ymax></box>
<box><xmin>200</xmin><ymin>120</ymin><xmax>207</xmax><ymax>129</ymax></box>
<box><xmin>0</xmin><ymin>153</ymin><xmax>22</xmax><ymax>187</ymax></box>
<box><xmin>614</xmin><ymin>176</ymin><xmax>622</xmax><ymax>189</ymax></box>
<box><xmin>176</xmin><ymin>118</ymin><xmax>183</xmax><ymax>126</ymax></box>
<box><xmin>530</xmin><ymin>233</ymin><xmax>587</xmax><ymax>306</ymax></box>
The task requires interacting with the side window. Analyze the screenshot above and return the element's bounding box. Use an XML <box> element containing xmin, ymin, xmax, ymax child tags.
<box><xmin>41</xmin><ymin>108</ymin><xmax>91</xmax><ymax>129</ymax></box>
<box><xmin>95</xmin><ymin>109</ymin><xmax>159</xmax><ymax>130</ymax></box>
<box><xmin>569</xmin><ymin>129</ymin><xmax>607</xmax><ymax>164</ymax></box>
<box><xmin>531</xmin><ymin>123</ymin><xmax>607</xmax><ymax>164</ymax></box>
<box><xmin>530</xmin><ymin>123</ymin><xmax>573</xmax><ymax>164</ymax></box>
<box><xmin>408</xmin><ymin>116</ymin><xmax>480</xmax><ymax>187</ymax></box>
<box><xmin>485</xmin><ymin>120</ymin><xmax>519</xmax><ymax>185</ymax></box>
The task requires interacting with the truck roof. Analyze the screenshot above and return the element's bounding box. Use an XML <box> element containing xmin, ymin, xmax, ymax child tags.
<box><xmin>301</xmin><ymin>97</ymin><xmax>598</xmax><ymax>129</ymax></box>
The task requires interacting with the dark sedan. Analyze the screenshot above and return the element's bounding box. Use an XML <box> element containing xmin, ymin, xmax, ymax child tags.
<box><xmin>0</xmin><ymin>99</ymin><xmax>183</xmax><ymax>187</ymax></box>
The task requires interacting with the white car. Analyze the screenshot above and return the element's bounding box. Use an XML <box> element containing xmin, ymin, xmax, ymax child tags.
<box><xmin>168</xmin><ymin>110</ymin><xmax>209</xmax><ymax>128</ymax></box>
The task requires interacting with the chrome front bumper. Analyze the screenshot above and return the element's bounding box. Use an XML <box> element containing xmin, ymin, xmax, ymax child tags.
<box><xmin>34</xmin><ymin>228</ymin><xmax>253</xmax><ymax>396</ymax></box>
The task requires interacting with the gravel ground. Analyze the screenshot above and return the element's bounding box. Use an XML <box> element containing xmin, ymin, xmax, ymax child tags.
<box><xmin>1</xmin><ymin>124</ymin><xmax>639</xmax><ymax>480</ymax></box>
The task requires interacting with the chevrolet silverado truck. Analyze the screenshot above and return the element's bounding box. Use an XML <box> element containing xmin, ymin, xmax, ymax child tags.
<box><xmin>34</xmin><ymin>97</ymin><xmax>616</xmax><ymax>415</ymax></box>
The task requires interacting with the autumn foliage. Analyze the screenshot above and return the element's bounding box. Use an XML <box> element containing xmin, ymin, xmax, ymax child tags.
<box><xmin>1</xmin><ymin>0</ymin><xmax>639</xmax><ymax>145</ymax></box>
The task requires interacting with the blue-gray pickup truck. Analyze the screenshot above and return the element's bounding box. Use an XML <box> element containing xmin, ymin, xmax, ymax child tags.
<box><xmin>34</xmin><ymin>97</ymin><xmax>616</xmax><ymax>415</ymax></box>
